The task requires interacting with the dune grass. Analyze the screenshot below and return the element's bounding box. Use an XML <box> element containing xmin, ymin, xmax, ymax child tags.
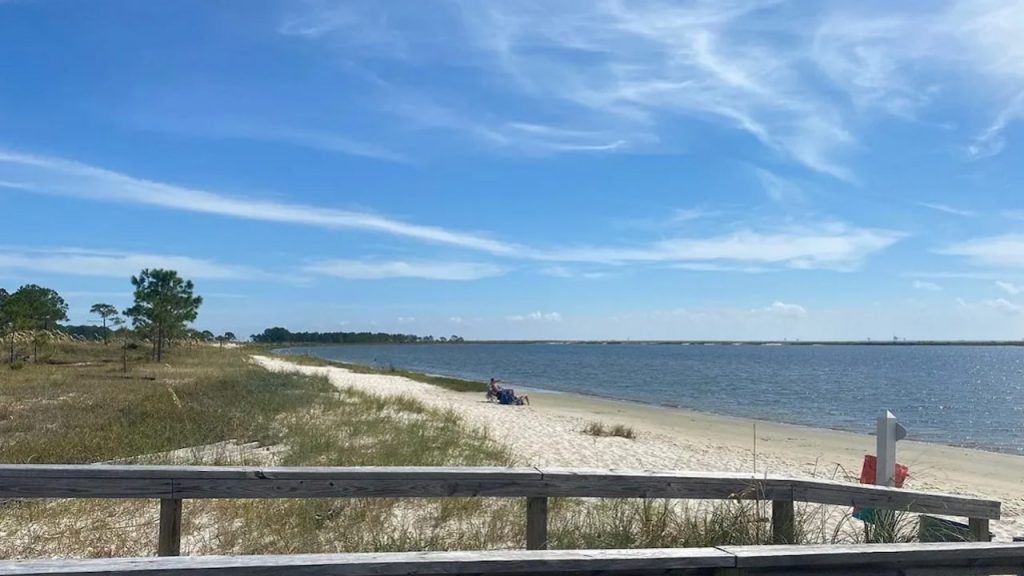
<box><xmin>1</xmin><ymin>343</ymin><xmax>917</xmax><ymax>558</ymax></box>
<box><xmin>0</xmin><ymin>343</ymin><xmax>335</xmax><ymax>464</ymax></box>
<box><xmin>582</xmin><ymin>421</ymin><xmax>637</xmax><ymax>440</ymax></box>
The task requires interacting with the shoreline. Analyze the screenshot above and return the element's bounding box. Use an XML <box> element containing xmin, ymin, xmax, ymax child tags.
<box><xmin>259</xmin><ymin>353</ymin><xmax>1023</xmax><ymax>542</ymax></box>
<box><xmin>276</xmin><ymin>349</ymin><xmax>1023</xmax><ymax>458</ymax></box>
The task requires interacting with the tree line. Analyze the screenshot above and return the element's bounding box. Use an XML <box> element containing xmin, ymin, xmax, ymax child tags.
<box><xmin>251</xmin><ymin>327</ymin><xmax>465</xmax><ymax>344</ymax></box>
<box><xmin>1</xmin><ymin>268</ymin><xmax>219</xmax><ymax>365</ymax></box>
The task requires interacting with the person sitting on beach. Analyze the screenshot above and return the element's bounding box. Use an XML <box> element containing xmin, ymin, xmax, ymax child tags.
<box><xmin>497</xmin><ymin>387</ymin><xmax>530</xmax><ymax>406</ymax></box>
<box><xmin>486</xmin><ymin>378</ymin><xmax>502</xmax><ymax>402</ymax></box>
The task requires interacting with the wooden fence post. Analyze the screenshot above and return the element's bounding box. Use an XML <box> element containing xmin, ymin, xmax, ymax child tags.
<box><xmin>157</xmin><ymin>498</ymin><xmax>182</xmax><ymax>556</ymax></box>
<box><xmin>969</xmin><ymin>517</ymin><xmax>990</xmax><ymax>542</ymax></box>
<box><xmin>526</xmin><ymin>497</ymin><xmax>548</xmax><ymax>550</ymax></box>
<box><xmin>771</xmin><ymin>499</ymin><xmax>795</xmax><ymax>544</ymax></box>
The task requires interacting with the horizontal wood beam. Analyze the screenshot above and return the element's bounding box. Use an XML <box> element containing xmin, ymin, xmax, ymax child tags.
<box><xmin>0</xmin><ymin>465</ymin><xmax>1000</xmax><ymax>520</ymax></box>
<box><xmin>0</xmin><ymin>548</ymin><xmax>735</xmax><ymax>576</ymax></box>
<box><xmin>1</xmin><ymin>543</ymin><xmax>1022</xmax><ymax>576</ymax></box>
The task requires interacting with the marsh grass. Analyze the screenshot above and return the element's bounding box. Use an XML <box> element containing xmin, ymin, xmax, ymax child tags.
<box><xmin>582</xmin><ymin>421</ymin><xmax>637</xmax><ymax>439</ymax></box>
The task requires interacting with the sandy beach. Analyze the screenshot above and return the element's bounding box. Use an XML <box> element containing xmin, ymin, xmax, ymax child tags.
<box><xmin>252</xmin><ymin>355</ymin><xmax>1024</xmax><ymax>542</ymax></box>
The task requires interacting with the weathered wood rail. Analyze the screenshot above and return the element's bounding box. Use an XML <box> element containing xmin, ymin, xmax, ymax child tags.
<box><xmin>0</xmin><ymin>465</ymin><xmax>1001</xmax><ymax>557</ymax></box>
<box><xmin>2</xmin><ymin>543</ymin><xmax>1023</xmax><ymax>576</ymax></box>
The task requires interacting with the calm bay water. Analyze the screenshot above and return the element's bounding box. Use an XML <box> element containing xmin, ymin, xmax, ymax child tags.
<box><xmin>281</xmin><ymin>343</ymin><xmax>1024</xmax><ymax>455</ymax></box>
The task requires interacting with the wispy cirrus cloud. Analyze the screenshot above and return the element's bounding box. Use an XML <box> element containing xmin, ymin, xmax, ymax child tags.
<box><xmin>304</xmin><ymin>259</ymin><xmax>505</xmax><ymax>281</ymax></box>
<box><xmin>755</xmin><ymin>168</ymin><xmax>803</xmax><ymax>203</ymax></box>
<box><xmin>918</xmin><ymin>202</ymin><xmax>977</xmax><ymax>217</ymax></box>
<box><xmin>0</xmin><ymin>247</ymin><xmax>267</xmax><ymax>280</ymax></box>
<box><xmin>279</xmin><ymin>0</ymin><xmax>1024</xmax><ymax>171</ymax></box>
<box><xmin>939</xmin><ymin>234</ymin><xmax>1024</xmax><ymax>268</ymax></box>
<box><xmin>996</xmin><ymin>281</ymin><xmax>1022</xmax><ymax>295</ymax></box>
<box><xmin>138</xmin><ymin>114</ymin><xmax>415</xmax><ymax>165</ymax></box>
<box><xmin>1</xmin><ymin>148</ymin><xmax>902</xmax><ymax>272</ymax></box>
<box><xmin>537</xmin><ymin>223</ymin><xmax>903</xmax><ymax>271</ymax></box>
<box><xmin>0</xmin><ymin>148</ymin><xmax>521</xmax><ymax>257</ymax></box>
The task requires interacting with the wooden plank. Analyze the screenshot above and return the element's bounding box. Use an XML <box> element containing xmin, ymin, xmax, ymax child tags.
<box><xmin>721</xmin><ymin>542</ymin><xmax>1024</xmax><ymax>569</ymax></box>
<box><xmin>2</xmin><ymin>545</ymin><xmax>1022</xmax><ymax>576</ymax></box>
<box><xmin>969</xmin><ymin>518</ymin><xmax>991</xmax><ymax>542</ymax></box>
<box><xmin>0</xmin><ymin>465</ymin><xmax>1001</xmax><ymax>520</ymax></box>
<box><xmin>771</xmin><ymin>499</ymin><xmax>794</xmax><ymax>545</ymax></box>
<box><xmin>157</xmin><ymin>499</ymin><xmax>182</xmax><ymax>556</ymax></box>
<box><xmin>789</xmin><ymin>478</ymin><xmax>1000</xmax><ymax>519</ymax></box>
<box><xmin>526</xmin><ymin>497</ymin><xmax>548</xmax><ymax>550</ymax></box>
<box><xmin>0</xmin><ymin>548</ymin><xmax>736</xmax><ymax>576</ymax></box>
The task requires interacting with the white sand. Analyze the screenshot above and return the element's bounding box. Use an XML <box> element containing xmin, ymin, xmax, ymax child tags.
<box><xmin>251</xmin><ymin>355</ymin><xmax>1024</xmax><ymax>542</ymax></box>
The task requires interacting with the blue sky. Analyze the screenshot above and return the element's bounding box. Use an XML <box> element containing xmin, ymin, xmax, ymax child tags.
<box><xmin>1</xmin><ymin>0</ymin><xmax>1023</xmax><ymax>340</ymax></box>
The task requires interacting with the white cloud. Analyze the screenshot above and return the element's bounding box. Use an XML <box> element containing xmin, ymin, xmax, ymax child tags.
<box><xmin>0</xmin><ymin>247</ymin><xmax>264</xmax><ymax>280</ymax></box>
<box><xmin>0</xmin><ymin>180</ymin><xmax>33</xmax><ymax>190</ymax></box>
<box><xmin>281</xmin><ymin>0</ymin><xmax>1024</xmax><ymax>168</ymax></box>
<box><xmin>540</xmin><ymin>266</ymin><xmax>610</xmax><ymax>279</ymax></box>
<box><xmin>764</xmin><ymin>301</ymin><xmax>807</xmax><ymax>318</ymax></box>
<box><xmin>912</xmin><ymin>280</ymin><xmax>943</xmax><ymax>292</ymax></box>
<box><xmin>507</xmin><ymin>311</ymin><xmax>562</xmax><ymax>322</ymax></box>
<box><xmin>755</xmin><ymin>169</ymin><xmax>802</xmax><ymax>203</ymax></box>
<box><xmin>957</xmin><ymin>297</ymin><xmax>1023</xmax><ymax>315</ymax></box>
<box><xmin>396</xmin><ymin>316</ymin><xmax>416</xmax><ymax>324</ymax></box>
<box><xmin>304</xmin><ymin>260</ymin><xmax>505</xmax><ymax>281</ymax></box>
<box><xmin>0</xmin><ymin>149</ymin><xmax>521</xmax><ymax>257</ymax></box>
<box><xmin>209</xmin><ymin>125</ymin><xmax>415</xmax><ymax>165</ymax></box>
<box><xmin>812</xmin><ymin>1</ymin><xmax>1024</xmax><ymax>158</ymax></box>
<box><xmin>671</xmin><ymin>262</ymin><xmax>769</xmax><ymax>273</ymax></box>
<box><xmin>1</xmin><ymin>149</ymin><xmax>901</xmax><ymax>272</ymax></box>
<box><xmin>940</xmin><ymin>234</ymin><xmax>1024</xmax><ymax>268</ymax></box>
<box><xmin>967</xmin><ymin>92</ymin><xmax>1024</xmax><ymax>158</ymax></box>
<box><xmin>918</xmin><ymin>202</ymin><xmax>977</xmax><ymax>217</ymax></box>
<box><xmin>539</xmin><ymin>223</ymin><xmax>903</xmax><ymax>271</ymax></box>
<box><xmin>996</xmin><ymin>281</ymin><xmax>1022</xmax><ymax>295</ymax></box>
<box><xmin>671</xmin><ymin>208</ymin><xmax>713</xmax><ymax>222</ymax></box>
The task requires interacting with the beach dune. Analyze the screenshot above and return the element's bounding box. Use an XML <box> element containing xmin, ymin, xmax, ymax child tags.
<box><xmin>252</xmin><ymin>355</ymin><xmax>1024</xmax><ymax>542</ymax></box>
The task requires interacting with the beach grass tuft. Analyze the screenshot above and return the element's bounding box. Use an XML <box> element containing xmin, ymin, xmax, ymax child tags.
<box><xmin>582</xmin><ymin>421</ymin><xmax>637</xmax><ymax>439</ymax></box>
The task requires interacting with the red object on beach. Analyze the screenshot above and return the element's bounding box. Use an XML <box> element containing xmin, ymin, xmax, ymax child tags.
<box><xmin>859</xmin><ymin>454</ymin><xmax>909</xmax><ymax>487</ymax></box>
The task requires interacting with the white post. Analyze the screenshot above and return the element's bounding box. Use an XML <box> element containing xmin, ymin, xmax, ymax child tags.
<box><xmin>876</xmin><ymin>410</ymin><xmax>897</xmax><ymax>487</ymax></box>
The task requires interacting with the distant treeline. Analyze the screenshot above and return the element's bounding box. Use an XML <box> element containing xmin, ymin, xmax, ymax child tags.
<box><xmin>251</xmin><ymin>327</ymin><xmax>465</xmax><ymax>344</ymax></box>
<box><xmin>60</xmin><ymin>324</ymin><xmax>113</xmax><ymax>340</ymax></box>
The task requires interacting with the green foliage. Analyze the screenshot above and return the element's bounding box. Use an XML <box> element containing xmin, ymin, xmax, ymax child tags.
<box><xmin>4</xmin><ymin>284</ymin><xmax>68</xmax><ymax>330</ymax></box>
<box><xmin>124</xmin><ymin>269</ymin><xmax>203</xmax><ymax>361</ymax></box>
<box><xmin>89</xmin><ymin>303</ymin><xmax>119</xmax><ymax>327</ymax></box>
<box><xmin>252</xmin><ymin>327</ymin><xmax>464</xmax><ymax>344</ymax></box>
<box><xmin>2</xmin><ymin>284</ymin><xmax>68</xmax><ymax>363</ymax></box>
<box><xmin>59</xmin><ymin>324</ymin><xmax>113</xmax><ymax>341</ymax></box>
<box><xmin>88</xmin><ymin>303</ymin><xmax>120</xmax><ymax>344</ymax></box>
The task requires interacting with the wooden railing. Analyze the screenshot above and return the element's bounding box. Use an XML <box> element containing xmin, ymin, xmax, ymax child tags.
<box><xmin>2</xmin><ymin>543</ymin><xmax>1023</xmax><ymax>575</ymax></box>
<box><xmin>0</xmin><ymin>465</ymin><xmax>1001</xmax><ymax>557</ymax></box>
